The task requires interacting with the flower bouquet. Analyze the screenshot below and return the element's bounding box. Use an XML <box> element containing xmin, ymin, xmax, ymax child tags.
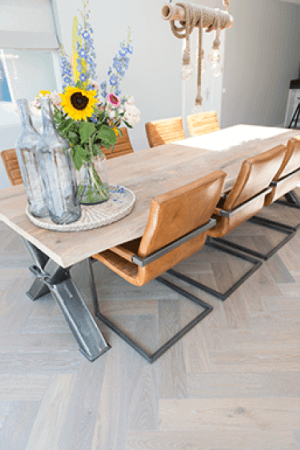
<box><xmin>31</xmin><ymin>1</ymin><xmax>140</xmax><ymax>205</ymax></box>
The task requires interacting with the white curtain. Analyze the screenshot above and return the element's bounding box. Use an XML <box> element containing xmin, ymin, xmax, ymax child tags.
<box><xmin>0</xmin><ymin>0</ymin><xmax>59</xmax><ymax>50</ymax></box>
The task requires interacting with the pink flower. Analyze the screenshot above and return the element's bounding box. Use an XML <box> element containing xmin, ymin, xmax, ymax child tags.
<box><xmin>108</xmin><ymin>93</ymin><xmax>121</xmax><ymax>108</ymax></box>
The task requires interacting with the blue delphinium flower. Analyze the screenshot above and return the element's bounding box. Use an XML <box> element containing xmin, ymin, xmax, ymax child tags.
<box><xmin>109</xmin><ymin>75</ymin><xmax>118</xmax><ymax>86</ymax></box>
<box><xmin>119</xmin><ymin>48</ymin><xmax>127</xmax><ymax>57</ymax></box>
<box><xmin>78</xmin><ymin>48</ymin><xmax>87</xmax><ymax>58</ymax></box>
<box><xmin>98</xmin><ymin>27</ymin><xmax>133</xmax><ymax>102</ymax></box>
<box><xmin>127</xmin><ymin>45</ymin><xmax>133</xmax><ymax>54</ymax></box>
<box><xmin>100</xmin><ymin>28</ymin><xmax>133</xmax><ymax>100</ymax></box>
<box><xmin>82</xmin><ymin>30</ymin><xmax>90</xmax><ymax>40</ymax></box>
<box><xmin>59</xmin><ymin>44</ymin><xmax>74</xmax><ymax>90</ymax></box>
<box><xmin>75</xmin><ymin>2</ymin><xmax>97</xmax><ymax>87</ymax></box>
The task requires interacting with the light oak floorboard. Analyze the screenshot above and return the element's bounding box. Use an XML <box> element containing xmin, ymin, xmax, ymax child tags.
<box><xmin>0</xmin><ymin>205</ymin><xmax>300</xmax><ymax>449</ymax></box>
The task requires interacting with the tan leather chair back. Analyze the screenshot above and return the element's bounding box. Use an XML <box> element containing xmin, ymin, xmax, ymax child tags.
<box><xmin>223</xmin><ymin>145</ymin><xmax>286</xmax><ymax>211</ymax></box>
<box><xmin>93</xmin><ymin>170</ymin><xmax>226</xmax><ymax>286</ymax></box>
<box><xmin>1</xmin><ymin>149</ymin><xmax>22</xmax><ymax>186</ymax></box>
<box><xmin>187</xmin><ymin>111</ymin><xmax>220</xmax><ymax>137</ymax></box>
<box><xmin>264</xmin><ymin>137</ymin><xmax>300</xmax><ymax>206</ymax></box>
<box><xmin>274</xmin><ymin>136</ymin><xmax>300</xmax><ymax>181</ymax></box>
<box><xmin>101</xmin><ymin>127</ymin><xmax>134</xmax><ymax>160</ymax></box>
<box><xmin>145</xmin><ymin>117</ymin><xmax>186</xmax><ymax>147</ymax></box>
<box><xmin>208</xmin><ymin>145</ymin><xmax>287</xmax><ymax>239</ymax></box>
<box><xmin>138</xmin><ymin>169</ymin><xmax>226</xmax><ymax>258</ymax></box>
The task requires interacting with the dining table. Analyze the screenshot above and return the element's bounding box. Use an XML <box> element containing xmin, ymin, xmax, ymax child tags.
<box><xmin>0</xmin><ymin>124</ymin><xmax>298</xmax><ymax>362</ymax></box>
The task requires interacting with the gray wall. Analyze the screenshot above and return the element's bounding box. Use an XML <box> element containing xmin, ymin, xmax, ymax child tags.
<box><xmin>221</xmin><ymin>0</ymin><xmax>300</xmax><ymax>128</ymax></box>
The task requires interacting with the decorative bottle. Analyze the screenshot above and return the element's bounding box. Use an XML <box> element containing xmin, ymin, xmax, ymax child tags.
<box><xmin>15</xmin><ymin>99</ymin><xmax>49</xmax><ymax>218</ymax></box>
<box><xmin>37</xmin><ymin>97</ymin><xmax>81</xmax><ymax>225</ymax></box>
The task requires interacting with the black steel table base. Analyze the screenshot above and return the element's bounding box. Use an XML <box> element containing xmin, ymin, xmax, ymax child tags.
<box><xmin>24</xmin><ymin>239</ymin><xmax>110</xmax><ymax>362</ymax></box>
<box><xmin>216</xmin><ymin>215</ymin><xmax>296</xmax><ymax>261</ymax></box>
<box><xmin>168</xmin><ymin>239</ymin><xmax>263</xmax><ymax>302</ymax></box>
<box><xmin>88</xmin><ymin>258</ymin><xmax>213</xmax><ymax>364</ymax></box>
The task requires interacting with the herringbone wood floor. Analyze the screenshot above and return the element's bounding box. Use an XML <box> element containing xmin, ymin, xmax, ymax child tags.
<box><xmin>0</xmin><ymin>200</ymin><xmax>300</xmax><ymax>450</ymax></box>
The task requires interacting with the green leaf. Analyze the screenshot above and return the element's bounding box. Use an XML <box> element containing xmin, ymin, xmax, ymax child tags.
<box><xmin>123</xmin><ymin>121</ymin><xmax>133</xmax><ymax>129</ymax></box>
<box><xmin>97</xmin><ymin>124</ymin><xmax>118</xmax><ymax>145</ymax></box>
<box><xmin>102</xmin><ymin>141</ymin><xmax>111</xmax><ymax>150</ymax></box>
<box><xmin>79</xmin><ymin>122</ymin><xmax>96</xmax><ymax>143</ymax></box>
<box><xmin>72</xmin><ymin>145</ymin><xmax>88</xmax><ymax>171</ymax></box>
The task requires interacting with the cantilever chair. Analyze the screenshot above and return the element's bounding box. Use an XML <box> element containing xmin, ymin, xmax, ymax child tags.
<box><xmin>101</xmin><ymin>127</ymin><xmax>134</xmax><ymax>160</ymax></box>
<box><xmin>169</xmin><ymin>144</ymin><xmax>290</xmax><ymax>301</ymax></box>
<box><xmin>1</xmin><ymin>149</ymin><xmax>23</xmax><ymax>186</ymax></box>
<box><xmin>88</xmin><ymin>169</ymin><xmax>226</xmax><ymax>363</ymax></box>
<box><xmin>187</xmin><ymin>110</ymin><xmax>220</xmax><ymax>137</ymax></box>
<box><xmin>145</xmin><ymin>117</ymin><xmax>186</xmax><ymax>147</ymax></box>
<box><xmin>257</xmin><ymin>136</ymin><xmax>300</xmax><ymax>231</ymax></box>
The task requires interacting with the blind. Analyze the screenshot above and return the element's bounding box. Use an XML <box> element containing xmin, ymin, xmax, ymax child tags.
<box><xmin>0</xmin><ymin>0</ymin><xmax>59</xmax><ymax>50</ymax></box>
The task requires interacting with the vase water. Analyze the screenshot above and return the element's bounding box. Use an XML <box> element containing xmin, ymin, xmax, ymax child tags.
<box><xmin>37</xmin><ymin>97</ymin><xmax>81</xmax><ymax>225</ymax></box>
<box><xmin>77</xmin><ymin>153</ymin><xmax>110</xmax><ymax>205</ymax></box>
<box><xmin>15</xmin><ymin>99</ymin><xmax>49</xmax><ymax>218</ymax></box>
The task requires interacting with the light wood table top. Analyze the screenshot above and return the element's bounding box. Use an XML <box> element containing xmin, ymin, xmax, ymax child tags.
<box><xmin>0</xmin><ymin>124</ymin><xmax>298</xmax><ymax>268</ymax></box>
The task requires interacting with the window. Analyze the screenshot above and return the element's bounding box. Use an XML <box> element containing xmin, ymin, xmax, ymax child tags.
<box><xmin>0</xmin><ymin>59</ymin><xmax>12</xmax><ymax>102</ymax></box>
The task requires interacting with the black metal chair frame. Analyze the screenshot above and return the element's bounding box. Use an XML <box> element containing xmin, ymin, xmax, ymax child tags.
<box><xmin>209</xmin><ymin>185</ymin><xmax>297</xmax><ymax>261</ymax></box>
<box><xmin>256</xmin><ymin>169</ymin><xmax>300</xmax><ymax>232</ymax></box>
<box><xmin>88</xmin><ymin>219</ymin><xmax>216</xmax><ymax>364</ymax></box>
<box><xmin>169</xmin><ymin>187</ymin><xmax>276</xmax><ymax>301</ymax></box>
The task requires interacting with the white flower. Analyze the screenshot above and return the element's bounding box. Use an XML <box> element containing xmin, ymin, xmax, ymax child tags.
<box><xmin>30</xmin><ymin>97</ymin><xmax>42</xmax><ymax>116</ymax></box>
<box><xmin>108</xmin><ymin>109</ymin><xmax>116</xmax><ymax>119</ymax></box>
<box><xmin>124</xmin><ymin>95</ymin><xmax>134</xmax><ymax>105</ymax></box>
<box><xmin>124</xmin><ymin>104</ymin><xmax>141</xmax><ymax>126</ymax></box>
<box><xmin>50</xmin><ymin>91</ymin><xmax>62</xmax><ymax>111</ymax></box>
<box><xmin>90</xmin><ymin>79</ymin><xmax>100</xmax><ymax>92</ymax></box>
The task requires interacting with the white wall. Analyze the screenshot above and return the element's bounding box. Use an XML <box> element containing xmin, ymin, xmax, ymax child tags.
<box><xmin>221</xmin><ymin>0</ymin><xmax>300</xmax><ymax>128</ymax></box>
<box><xmin>54</xmin><ymin>0</ymin><xmax>228</xmax><ymax>145</ymax></box>
<box><xmin>1</xmin><ymin>0</ymin><xmax>300</xmax><ymax>190</ymax></box>
<box><xmin>54</xmin><ymin>0</ymin><xmax>183</xmax><ymax>154</ymax></box>
<box><xmin>0</xmin><ymin>49</ymin><xmax>57</xmax><ymax>189</ymax></box>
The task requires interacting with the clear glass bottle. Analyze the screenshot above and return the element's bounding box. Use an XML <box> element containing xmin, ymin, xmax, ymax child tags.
<box><xmin>15</xmin><ymin>99</ymin><xmax>49</xmax><ymax>218</ymax></box>
<box><xmin>37</xmin><ymin>97</ymin><xmax>81</xmax><ymax>225</ymax></box>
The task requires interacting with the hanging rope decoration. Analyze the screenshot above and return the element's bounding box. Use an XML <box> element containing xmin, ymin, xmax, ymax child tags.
<box><xmin>161</xmin><ymin>1</ymin><xmax>233</xmax><ymax>111</ymax></box>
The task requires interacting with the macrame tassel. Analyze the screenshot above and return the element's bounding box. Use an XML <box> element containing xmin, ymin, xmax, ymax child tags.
<box><xmin>163</xmin><ymin>1</ymin><xmax>233</xmax><ymax>113</ymax></box>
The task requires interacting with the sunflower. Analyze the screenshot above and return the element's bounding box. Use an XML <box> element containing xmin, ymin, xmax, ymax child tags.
<box><xmin>60</xmin><ymin>86</ymin><xmax>98</xmax><ymax>121</ymax></box>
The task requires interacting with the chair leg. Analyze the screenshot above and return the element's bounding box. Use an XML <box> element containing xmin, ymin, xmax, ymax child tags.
<box><xmin>273</xmin><ymin>190</ymin><xmax>300</xmax><ymax>230</ymax></box>
<box><xmin>215</xmin><ymin>216</ymin><xmax>296</xmax><ymax>261</ymax></box>
<box><xmin>88</xmin><ymin>258</ymin><xmax>213</xmax><ymax>364</ymax></box>
<box><xmin>168</xmin><ymin>238</ymin><xmax>263</xmax><ymax>302</ymax></box>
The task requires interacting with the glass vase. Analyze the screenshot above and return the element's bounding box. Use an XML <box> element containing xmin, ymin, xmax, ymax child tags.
<box><xmin>76</xmin><ymin>153</ymin><xmax>110</xmax><ymax>205</ymax></box>
<box><xmin>37</xmin><ymin>97</ymin><xmax>81</xmax><ymax>225</ymax></box>
<box><xmin>15</xmin><ymin>99</ymin><xmax>49</xmax><ymax>218</ymax></box>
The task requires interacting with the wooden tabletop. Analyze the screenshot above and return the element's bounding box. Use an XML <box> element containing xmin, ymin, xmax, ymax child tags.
<box><xmin>0</xmin><ymin>125</ymin><xmax>298</xmax><ymax>268</ymax></box>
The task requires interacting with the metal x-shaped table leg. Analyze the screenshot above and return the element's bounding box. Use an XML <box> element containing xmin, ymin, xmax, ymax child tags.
<box><xmin>24</xmin><ymin>239</ymin><xmax>110</xmax><ymax>362</ymax></box>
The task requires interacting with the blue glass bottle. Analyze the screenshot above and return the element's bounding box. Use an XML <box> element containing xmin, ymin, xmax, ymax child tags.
<box><xmin>37</xmin><ymin>97</ymin><xmax>81</xmax><ymax>225</ymax></box>
<box><xmin>15</xmin><ymin>99</ymin><xmax>49</xmax><ymax>218</ymax></box>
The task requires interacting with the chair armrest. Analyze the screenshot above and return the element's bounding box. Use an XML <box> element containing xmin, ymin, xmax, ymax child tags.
<box><xmin>213</xmin><ymin>207</ymin><xmax>224</xmax><ymax>217</ymax></box>
<box><xmin>213</xmin><ymin>186</ymin><xmax>272</xmax><ymax>219</ymax></box>
<box><xmin>132</xmin><ymin>218</ymin><xmax>216</xmax><ymax>267</ymax></box>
